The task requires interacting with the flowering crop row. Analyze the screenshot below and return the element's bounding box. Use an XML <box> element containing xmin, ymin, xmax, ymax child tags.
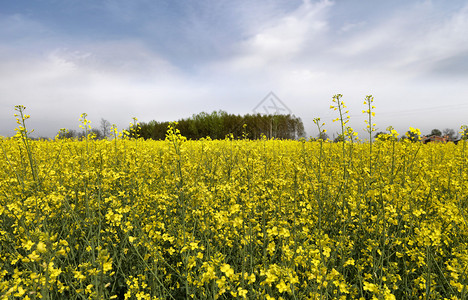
<box><xmin>1</xmin><ymin>110</ymin><xmax>468</xmax><ymax>299</ymax></box>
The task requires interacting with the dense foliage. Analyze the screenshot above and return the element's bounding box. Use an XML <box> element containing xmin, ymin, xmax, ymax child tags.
<box><xmin>137</xmin><ymin>111</ymin><xmax>305</xmax><ymax>140</ymax></box>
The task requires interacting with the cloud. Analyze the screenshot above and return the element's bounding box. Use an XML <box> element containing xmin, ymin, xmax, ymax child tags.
<box><xmin>1</xmin><ymin>0</ymin><xmax>467</xmax><ymax>138</ymax></box>
<box><xmin>0</xmin><ymin>40</ymin><xmax>204</xmax><ymax>137</ymax></box>
<box><xmin>430</xmin><ymin>51</ymin><xmax>468</xmax><ymax>76</ymax></box>
<box><xmin>329</xmin><ymin>2</ymin><xmax>468</xmax><ymax>74</ymax></box>
<box><xmin>200</xmin><ymin>0</ymin><xmax>468</xmax><ymax>136</ymax></box>
<box><xmin>220</xmin><ymin>0</ymin><xmax>331</xmax><ymax>70</ymax></box>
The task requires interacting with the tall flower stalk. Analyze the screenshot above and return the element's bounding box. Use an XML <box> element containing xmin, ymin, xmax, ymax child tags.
<box><xmin>363</xmin><ymin>95</ymin><xmax>376</xmax><ymax>175</ymax></box>
<box><xmin>14</xmin><ymin>105</ymin><xmax>38</xmax><ymax>184</ymax></box>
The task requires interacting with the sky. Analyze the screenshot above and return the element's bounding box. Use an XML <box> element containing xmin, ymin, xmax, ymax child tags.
<box><xmin>1</xmin><ymin>0</ymin><xmax>468</xmax><ymax>139</ymax></box>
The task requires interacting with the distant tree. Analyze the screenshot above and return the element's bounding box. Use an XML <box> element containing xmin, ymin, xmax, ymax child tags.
<box><xmin>318</xmin><ymin>132</ymin><xmax>329</xmax><ymax>140</ymax></box>
<box><xmin>430</xmin><ymin>129</ymin><xmax>442</xmax><ymax>136</ymax></box>
<box><xmin>333</xmin><ymin>134</ymin><xmax>344</xmax><ymax>143</ymax></box>
<box><xmin>90</xmin><ymin>128</ymin><xmax>104</xmax><ymax>140</ymax></box>
<box><xmin>57</xmin><ymin>129</ymin><xmax>78</xmax><ymax>139</ymax></box>
<box><xmin>77</xmin><ymin>131</ymin><xmax>86</xmax><ymax>139</ymax></box>
<box><xmin>443</xmin><ymin>128</ymin><xmax>458</xmax><ymax>141</ymax></box>
<box><xmin>137</xmin><ymin>111</ymin><xmax>305</xmax><ymax>140</ymax></box>
<box><xmin>73</xmin><ymin>129</ymin><xmax>99</xmax><ymax>140</ymax></box>
<box><xmin>100</xmin><ymin>118</ymin><xmax>111</xmax><ymax>139</ymax></box>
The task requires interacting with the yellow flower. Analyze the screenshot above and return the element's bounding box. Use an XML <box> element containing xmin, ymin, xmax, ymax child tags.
<box><xmin>276</xmin><ymin>280</ymin><xmax>290</xmax><ymax>293</ymax></box>
<box><xmin>237</xmin><ymin>287</ymin><xmax>248</xmax><ymax>298</ymax></box>
<box><xmin>264</xmin><ymin>269</ymin><xmax>278</xmax><ymax>285</ymax></box>
<box><xmin>74</xmin><ymin>271</ymin><xmax>86</xmax><ymax>280</ymax></box>
<box><xmin>103</xmin><ymin>261</ymin><xmax>113</xmax><ymax>273</ymax></box>
<box><xmin>85</xmin><ymin>284</ymin><xmax>93</xmax><ymax>294</ymax></box>
<box><xmin>23</xmin><ymin>240</ymin><xmax>34</xmax><ymax>251</ymax></box>
<box><xmin>216</xmin><ymin>276</ymin><xmax>227</xmax><ymax>289</ymax></box>
<box><xmin>344</xmin><ymin>258</ymin><xmax>355</xmax><ymax>267</ymax></box>
<box><xmin>14</xmin><ymin>286</ymin><xmax>25</xmax><ymax>297</ymax></box>
<box><xmin>202</xmin><ymin>264</ymin><xmax>216</xmax><ymax>282</ymax></box>
<box><xmin>220</xmin><ymin>264</ymin><xmax>234</xmax><ymax>278</ymax></box>
<box><xmin>189</xmin><ymin>241</ymin><xmax>198</xmax><ymax>250</ymax></box>
<box><xmin>363</xmin><ymin>281</ymin><xmax>379</xmax><ymax>293</ymax></box>
<box><xmin>36</xmin><ymin>242</ymin><xmax>47</xmax><ymax>254</ymax></box>
<box><xmin>248</xmin><ymin>273</ymin><xmax>256</xmax><ymax>284</ymax></box>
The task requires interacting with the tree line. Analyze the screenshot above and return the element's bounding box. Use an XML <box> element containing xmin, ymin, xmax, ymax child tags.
<box><xmin>138</xmin><ymin>111</ymin><xmax>305</xmax><ymax>140</ymax></box>
<box><xmin>55</xmin><ymin>112</ymin><xmax>465</xmax><ymax>143</ymax></box>
<box><xmin>57</xmin><ymin>111</ymin><xmax>306</xmax><ymax>140</ymax></box>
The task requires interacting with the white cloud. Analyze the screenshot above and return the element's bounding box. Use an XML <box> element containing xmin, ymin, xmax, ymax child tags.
<box><xmin>201</xmin><ymin>0</ymin><xmax>468</xmax><ymax>136</ymax></box>
<box><xmin>0</xmin><ymin>41</ymin><xmax>207</xmax><ymax>137</ymax></box>
<box><xmin>223</xmin><ymin>0</ymin><xmax>331</xmax><ymax>70</ymax></box>
<box><xmin>338</xmin><ymin>21</ymin><xmax>366</xmax><ymax>33</ymax></box>
<box><xmin>330</xmin><ymin>2</ymin><xmax>468</xmax><ymax>74</ymax></box>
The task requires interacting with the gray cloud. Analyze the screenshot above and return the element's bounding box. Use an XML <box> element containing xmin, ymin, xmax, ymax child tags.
<box><xmin>430</xmin><ymin>51</ymin><xmax>468</xmax><ymax>76</ymax></box>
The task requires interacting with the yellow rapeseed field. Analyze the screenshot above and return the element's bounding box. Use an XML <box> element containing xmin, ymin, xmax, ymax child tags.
<box><xmin>1</xmin><ymin>103</ymin><xmax>468</xmax><ymax>299</ymax></box>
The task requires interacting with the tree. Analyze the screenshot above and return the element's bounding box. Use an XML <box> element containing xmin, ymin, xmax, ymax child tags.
<box><xmin>137</xmin><ymin>111</ymin><xmax>305</xmax><ymax>140</ymax></box>
<box><xmin>430</xmin><ymin>129</ymin><xmax>442</xmax><ymax>136</ymax></box>
<box><xmin>90</xmin><ymin>128</ymin><xmax>104</xmax><ymax>140</ymax></box>
<box><xmin>100</xmin><ymin>118</ymin><xmax>111</xmax><ymax>139</ymax></box>
<box><xmin>57</xmin><ymin>129</ymin><xmax>77</xmax><ymax>139</ymax></box>
<box><xmin>333</xmin><ymin>134</ymin><xmax>344</xmax><ymax>143</ymax></box>
<box><xmin>317</xmin><ymin>132</ymin><xmax>329</xmax><ymax>140</ymax></box>
<box><xmin>443</xmin><ymin>128</ymin><xmax>458</xmax><ymax>141</ymax></box>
